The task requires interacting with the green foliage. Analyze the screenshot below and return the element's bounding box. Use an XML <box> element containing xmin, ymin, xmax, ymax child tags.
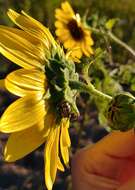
<box><xmin>89</xmin><ymin>57</ymin><xmax>122</xmax><ymax>126</ymax></box>
<box><xmin>116</xmin><ymin>62</ymin><xmax>135</xmax><ymax>93</ymax></box>
<box><xmin>45</xmin><ymin>50</ymin><xmax>79</xmax><ymax>118</ymax></box>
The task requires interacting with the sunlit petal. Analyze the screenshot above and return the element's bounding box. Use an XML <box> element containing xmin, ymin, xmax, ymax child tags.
<box><xmin>44</xmin><ymin>126</ymin><xmax>60</xmax><ymax>190</ymax></box>
<box><xmin>70</xmin><ymin>47</ymin><xmax>82</xmax><ymax>60</ymax></box>
<box><xmin>61</xmin><ymin>1</ymin><xmax>75</xmax><ymax>16</ymax></box>
<box><xmin>55</xmin><ymin>21</ymin><xmax>64</xmax><ymax>29</ymax></box>
<box><xmin>0</xmin><ymin>95</ymin><xmax>46</xmax><ymax>133</ymax></box>
<box><xmin>0</xmin><ymin>26</ymin><xmax>45</xmax><ymax>57</ymax></box>
<box><xmin>0</xmin><ymin>26</ymin><xmax>44</xmax><ymax>69</ymax></box>
<box><xmin>81</xmin><ymin>42</ymin><xmax>91</xmax><ymax>57</ymax></box>
<box><xmin>5</xmin><ymin>69</ymin><xmax>46</xmax><ymax>97</ymax></box>
<box><xmin>85</xmin><ymin>35</ymin><xmax>94</xmax><ymax>46</ymax></box>
<box><xmin>60</xmin><ymin>119</ymin><xmax>70</xmax><ymax>165</ymax></box>
<box><xmin>7</xmin><ymin>9</ymin><xmax>56</xmax><ymax>46</ymax></box>
<box><xmin>56</xmin><ymin>29</ymin><xmax>70</xmax><ymax>37</ymax></box>
<box><xmin>55</xmin><ymin>9</ymin><xmax>72</xmax><ymax>20</ymax></box>
<box><xmin>4</xmin><ymin>119</ymin><xmax>48</xmax><ymax>162</ymax></box>
<box><xmin>57</xmin><ymin>157</ymin><xmax>65</xmax><ymax>172</ymax></box>
<box><xmin>64</xmin><ymin>39</ymin><xmax>75</xmax><ymax>49</ymax></box>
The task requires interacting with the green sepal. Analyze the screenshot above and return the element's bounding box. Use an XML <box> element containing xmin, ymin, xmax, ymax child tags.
<box><xmin>45</xmin><ymin>51</ymin><xmax>79</xmax><ymax>117</ymax></box>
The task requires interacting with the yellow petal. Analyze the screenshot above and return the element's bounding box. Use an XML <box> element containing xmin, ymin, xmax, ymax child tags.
<box><xmin>44</xmin><ymin>126</ymin><xmax>60</xmax><ymax>190</ymax></box>
<box><xmin>84</xmin><ymin>29</ymin><xmax>91</xmax><ymax>36</ymax></box>
<box><xmin>85</xmin><ymin>35</ymin><xmax>94</xmax><ymax>46</ymax></box>
<box><xmin>62</xmin><ymin>119</ymin><xmax>70</xmax><ymax>146</ymax></box>
<box><xmin>55</xmin><ymin>9</ymin><xmax>70</xmax><ymax>23</ymax></box>
<box><xmin>56</xmin><ymin>28</ymin><xmax>70</xmax><ymax>37</ymax></box>
<box><xmin>55</xmin><ymin>21</ymin><xmax>64</xmax><ymax>29</ymax></box>
<box><xmin>5</xmin><ymin>69</ymin><xmax>46</xmax><ymax>97</ymax></box>
<box><xmin>0</xmin><ymin>26</ymin><xmax>44</xmax><ymax>69</ymax></box>
<box><xmin>4</xmin><ymin>119</ymin><xmax>48</xmax><ymax>162</ymax></box>
<box><xmin>7</xmin><ymin>9</ymin><xmax>55</xmax><ymax>46</ymax></box>
<box><xmin>57</xmin><ymin>157</ymin><xmax>65</xmax><ymax>172</ymax></box>
<box><xmin>22</xmin><ymin>11</ymin><xmax>56</xmax><ymax>45</ymax></box>
<box><xmin>60</xmin><ymin>119</ymin><xmax>70</xmax><ymax>165</ymax></box>
<box><xmin>59</xmin><ymin>34</ymin><xmax>71</xmax><ymax>42</ymax></box>
<box><xmin>70</xmin><ymin>47</ymin><xmax>83</xmax><ymax>59</ymax></box>
<box><xmin>0</xmin><ymin>26</ymin><xmax>45</xmax><ymax>56</ymax></box>
<box><xmin>56</xmin><ymin>29</ymin><xmax>71</xmax><ymax>42</ymax></box>
<box><xmin>0</xmin><ymin>95</ymin><xmax>46</xmax><ymax>133</ymax></box>
<box><xmin>64</xmin><ymin>39</ymin><xmax>76</xmax><ymax>49</ymax></box>
<box><xmin>87</xmin><ymin>46</ymin><xmax>94</xmax><ymax>55</ymax></box>
<box><xmin>81</xmin><ymin>42</ymin><xmax>91</xmax><ymax>57</ymax></box>
<box><xmin>43</xmin><ymin>111</ymin><xmax>55</xmax><ymax>138</ymax></box>
<box><xmin>55</xmin><ymin>9</ymin><xmax>72</xmax><ymax>20</ymax></box>
<box><xmin>61</xmin><ymin>2</ymin><xmax>75</xmax><ymax>16</ymax></box>
<box><xmin>83</xmin><ymin>35</ymin><xmax>94</xmax><ymax>55</ymax></box>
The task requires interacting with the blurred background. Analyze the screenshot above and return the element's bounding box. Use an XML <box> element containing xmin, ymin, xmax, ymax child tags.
<box><xmin>0</xmin><ymin>0</ymin><xmax>135</xmax><ymax>189</ymax></box>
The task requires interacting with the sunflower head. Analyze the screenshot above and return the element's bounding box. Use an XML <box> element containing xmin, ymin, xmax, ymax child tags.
<box><xmin>55</xmin><ymin>1</ymin><xmax>94</xmax><ymax>60</ymax></box>
<box><xmin>0</xmin><ymin>8</ymin><xmax>81</xmax><ymax>190</ymax></box>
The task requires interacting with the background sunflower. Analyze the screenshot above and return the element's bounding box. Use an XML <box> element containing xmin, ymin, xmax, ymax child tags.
<box><xmin>0</xmin><ymin>0</ymin><xmax>135</xmax><ymax>190</ymax></box>
<box><xmin>55</xmin><ymin>1</ymin><xmax>94</xmax><ymax>60</ymax></box>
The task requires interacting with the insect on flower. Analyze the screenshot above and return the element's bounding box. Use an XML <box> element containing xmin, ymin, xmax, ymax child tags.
<box><xmin>58</xmin><ymin>101</ymin><xmax>79</xmax><ymax>121</ymax></box>
<box><xmin>59</xmin><ymin>101</ymin><xmax>71</xmax><ymax>118</ymax></box>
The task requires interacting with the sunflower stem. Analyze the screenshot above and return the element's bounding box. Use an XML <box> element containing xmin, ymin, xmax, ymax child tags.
<box><xmin>81</xmin><ymin>50</ymin><xmax>106</xmax><ymax>84</ymax></box>
<box><xmin>89</xmin><ymin>27</ymin><xmax>135</xmax><ymax>58</ymax></box>
<box><xmin>69</xmin><ymin>80</ymin><xmax>112</xmax><ymax>102</ymax></box>
<box><xmin>108</xmin><ymin>31</ymin><xmax>135</xmax><ymax>57</ymax></box>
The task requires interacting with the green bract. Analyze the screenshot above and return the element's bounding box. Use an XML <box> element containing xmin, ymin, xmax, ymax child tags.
<box><xmin>45</xmin><ymin>49</ymin><xmax>79</xmax><ymax>120</ymax></box>
<box><xmin>107</xmin><ymin>93</ymin><xmax>135</xmax><ymax>131</ymax></box>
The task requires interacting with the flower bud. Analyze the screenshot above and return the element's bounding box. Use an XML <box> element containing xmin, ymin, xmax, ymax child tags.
<box><xmin>107</xmin><ymin>93</ymin><xmax>135</xmax><ymax>131</ymax></box>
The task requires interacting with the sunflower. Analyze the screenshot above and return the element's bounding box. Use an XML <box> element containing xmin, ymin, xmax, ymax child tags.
<box><xmin>0</xmin><ymin>10</ymin><xmax>79</xmax><ymax>190</ymax></box>
<box><xmin>55</xmin><ymin>1</ymin><xmax>94</xmax><ymax>60</ymax></box>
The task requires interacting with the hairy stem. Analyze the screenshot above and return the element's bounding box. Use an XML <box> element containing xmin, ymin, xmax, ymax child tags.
<box><xmin>108</xmin><ymin>31</ymin><xmax>135</xmax><ymax>57</ymax></box>
<box><xmin>89</xmin><ymin>27</ymin><xmax>135</xmax><ymax>57</ymax></box>
<box><xmin>69</xmin><ymin>80</ymin><xmax>112</xmax><ymax>102</ymax></box>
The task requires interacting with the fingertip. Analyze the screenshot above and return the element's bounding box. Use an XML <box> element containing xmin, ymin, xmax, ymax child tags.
<box><xmin>95</xmin><ymin>129</ymin><xmax>135</xmax><ymax>158</ymax></box>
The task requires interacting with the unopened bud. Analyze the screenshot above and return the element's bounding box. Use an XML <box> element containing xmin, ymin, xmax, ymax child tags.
<box><xmin>107</xmin><ymin>93</ymin><xmax>135</xmax><ymax>131</ymax></box>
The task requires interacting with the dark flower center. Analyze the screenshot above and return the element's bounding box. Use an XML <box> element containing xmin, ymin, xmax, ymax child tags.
<box><xmin>67</xmin><ymin>19</ymin><xmax>84</xmax><ymax>41</ymax></box>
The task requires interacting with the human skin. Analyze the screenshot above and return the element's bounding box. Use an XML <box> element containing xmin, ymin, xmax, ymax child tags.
<box><xmin>71</xmin><ymin>129</ymin><xmax>135</xmax><ymax>190</ymax></box>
